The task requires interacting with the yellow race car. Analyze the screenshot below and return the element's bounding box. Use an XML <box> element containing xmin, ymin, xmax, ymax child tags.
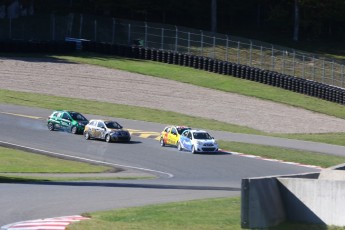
<box><xmin>160</xmin><ymin>125</ymin><xmax>192</xmax><ymax>147</ymax></box>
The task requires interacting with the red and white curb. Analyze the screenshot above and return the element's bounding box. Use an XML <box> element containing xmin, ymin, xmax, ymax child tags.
<box><xmin>1</xmin><ymin>215</ymin><xmax>89</xmax><ymax>230</ymax></box>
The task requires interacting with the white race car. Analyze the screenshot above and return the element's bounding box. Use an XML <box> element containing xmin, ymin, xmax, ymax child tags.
<box><xmin>178</xmin><ymin>129</ymin><xmax>219</xmax><ymax>154</ymax></box>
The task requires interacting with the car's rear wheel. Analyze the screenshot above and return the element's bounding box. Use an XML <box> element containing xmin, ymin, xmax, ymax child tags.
<box><xmin>85</xmin><ymin>132</ymin><xmax>90</xmax><ymax>140</ymax></box>
<box><xmin>192</xmin><ymin>145</ymin><xmax>197</xmax><ymax>154</ymax></box>
<box><xmin>105</xmin><ymin>134</ymin><xmax>112</xmax><ymax>143</ymax></box>
<box><xmin>48</xmin><ymin>122</ymin><xmax>55</xmax><ymax>131</ymax></box>
<box><xmin>160</xmin><ymin>138</ymin><xmax>165</xmax><ymax>147</ymax></box>
<box><xmin>71</xmin><ymin>126</ymin><xmax>78</xmax><ymax>134</ymax></box>
<box><xmin>177</xmin><ymin>142</ymin><xmax>183</xmax><ymax>151</ymax></box>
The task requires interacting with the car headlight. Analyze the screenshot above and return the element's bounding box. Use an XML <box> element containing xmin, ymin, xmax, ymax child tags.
<box><xmin>197</xmin><ymin>141</ymin><xmax>203</xmax><ymax>145</ymax></box>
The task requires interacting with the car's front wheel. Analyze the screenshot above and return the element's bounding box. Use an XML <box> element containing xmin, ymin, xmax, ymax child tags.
<box><xmin>48</xmin><ymin>122</ymin><xmax>55</xmax><ymax>131</ymax></box>
<box><xmin>85</xmin><ymin>132</ymin><xmax>90</xmax><ymax>140</ymax></box>
<box><xmin>192</xmin><ymin>145</ymin><xmax>197</xmax><ymax>154</ymax></box>
<box><xmin>160</xmin><ymin>138</ymin><xmax>165</xmax><ymax>147</ymax></box>
<box><xmin>105</xmin><ymin>134</ymin><xmax>112</xmax><ymax>143</ymax></box>
<box><xmin>177</xmin><ymin>142</ymin><xmax>183</xmax><ymax>151</ymax></box>
<box><xmin>71</xmin><ymin>126</ymin><xmax>78</xmax><ymax>134</ymax></box>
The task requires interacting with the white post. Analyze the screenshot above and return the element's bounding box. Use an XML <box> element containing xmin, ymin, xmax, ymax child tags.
<box><xmin>271</xmin><ymin>45</ymin><xmax>274</xmax><ymax>71</ymax></box>
<box><xmin>249</xmin><ymin>40</ymin><xmax>252</xmax><ymax>66</ymax></box>
<box><xmin>213</xmin><ymin>36</ymin><xmax>216</xmax><ymax>59</ymax></box>
<box><xmin>260</xmin><ymin>46</ymin><xmax>263</xmax><ymax>69</ymax></box>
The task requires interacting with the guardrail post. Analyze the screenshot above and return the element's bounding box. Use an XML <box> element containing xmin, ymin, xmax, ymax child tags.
<box><xmin>322</xmin><ymin>59</ymin><xmax>325</xmax><ymax>84</ymax></box>
<box><xmin>249</xmin><ymin>40</ymin><xmax>252</xmax><ymax>67</ymax></box>
<box><xmin>271</xmin><ymin>45</ymin><xmax>274</xmax><ymax>71</ymax></box>
<box><xmin>312</xmin><ymin>56</ymin><xmax>316</xmax><ymax>81</ymax></box>
<box><xmin>293</xmin><ymin>51</ymin><xmax>296</xmax><ymax>77</ymax></box>
<box><xmin>332</xmin><ymin>61</ymin><xmax>334</xmax><ymax>85</ymax></box>
<box><xmin>302</xmin><ymin>55</ymin><xmax>305</xmax><ymax>78</ymax></box>
<box><xmin>282</xmin><ymin>50</ymin><xmax>285</xmax><ymax>74</ymax></box>
<box><xmin>341</xmin><ymin>65</ymin><xmax>344</xmax><ymax>88</ymax></box>
<box><xmin>260</xmin><ymin>46</ymin><xmax>263</xmax><ymax>69</ymax></box>
<box><xmin>213</xmin><ymin>36</ymin><xmax>216</xmax><ymax>59</ymax></box>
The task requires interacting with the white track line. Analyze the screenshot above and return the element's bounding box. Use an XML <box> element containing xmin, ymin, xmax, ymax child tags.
<box><xmin>0</xmin><ymin>140</ymin><xmax>174</xmax><ymax>178</ymax></box>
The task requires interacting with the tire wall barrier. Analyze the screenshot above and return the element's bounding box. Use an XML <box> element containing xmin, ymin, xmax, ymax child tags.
<box><xmin>5</xmin><ymin>40</ymin><xmax>344</xmax><ymax>105</ymax></box>
<box><xmin>83</xmin><ymin>42</ymin><xmax>345</xmax><ymax>105</ymax></box>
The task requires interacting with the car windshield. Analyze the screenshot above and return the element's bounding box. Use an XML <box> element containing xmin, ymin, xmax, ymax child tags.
<box><xmin>105</xmin><ymin>121</ymin><xmax>122</xmax><ymax>129</ymax></box>
<box><xmin>69</xmin><ymin>112</ymin><xmax>87</xmax><ymax>121</ymax></box>
<box><xmin>177</xmin><ymin>127</ymin><xmax>191</xmax><ymax>135</ymax></box>
<box><xmin>193</xmin><ymin>132</ymin><xmax>212</xmax><ymax>140</ymax></box>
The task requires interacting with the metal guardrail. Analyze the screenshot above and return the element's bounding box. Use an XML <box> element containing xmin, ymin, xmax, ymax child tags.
<box><xmin>0</xmin><ymin>14</ymin><xmax>344</xmax><ymax>89</ymax></box>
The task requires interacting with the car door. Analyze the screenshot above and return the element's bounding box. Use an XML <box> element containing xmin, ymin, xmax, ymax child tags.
<box><xmin>182</xmin><ymin>131</ymin><xmax>193</xmax><ymax>151</ymax></box>
<box><xmin>86</xmin><ymin>121</ymin><xmax>97</xmax><ymax>138</ymax></box>
<box><xmin>180</xmin><ymin>130</ymin><xmax>192</xmax><ymax>151</ymax></box>
<box><xmin>95</xmin><ymin>121</ymin><xmax>106</xmax><ymax>139</ymax></box>
<box><xmin>60</xmin><ymin>112</ymin><xmax>72</xmax><ymax>130</ymax></box>
<box><xmin>168</xmin><ymin>127</ymin><xmax>178</xmax><ymax>145</ymax></box>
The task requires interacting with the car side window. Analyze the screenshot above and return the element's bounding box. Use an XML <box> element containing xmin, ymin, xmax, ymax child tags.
<box><xmin>52</xmin><ymin>112</ymin><xmax>58</xmax><ymax>117</ymax></box>
<box><xmin>171</xmin><ymin>127</ymin><xmax>177</xmax><ymax>135</ymax></box>
<box><xmin>89</xmin><ymin>121</ymin><xmax>96</xmax><ymax>126</ymax></box>
<box><xmin>62</xmin><ymin>113</ymin><xmax>70</xmax><ymax>120</ymax></box>
<box><xmin>97</xmin><ymin>122</ymin><xmax>105</xmax><ymax>128</ymax></box>
<box><xmin>166</xmin><ymin>127</ymin><xmax>171</xmax><ymax>133</ymax></box>
<box><xmin>187</xmin><ymin>132</ymin><xmax>192</xmax><ymax>139</ymax></box>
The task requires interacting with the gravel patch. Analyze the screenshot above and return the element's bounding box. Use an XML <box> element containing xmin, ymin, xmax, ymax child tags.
<box><xmin>1</xmin><ymin>57</ymin><xmax>345</xmax><ymax>134</ymax></box>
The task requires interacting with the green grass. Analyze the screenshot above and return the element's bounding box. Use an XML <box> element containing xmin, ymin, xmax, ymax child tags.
<box><xmin>68</xmin><ymin>197</ymin><xmax>242</xmax><ymax>230</ymax></box>
<box><xmin>67</xmin><ymin>196</ymin><xmax>345</xmax><ymax>230</ymax></box>
<box><xmin>0</xmin><ymin>146</ymin><xmax>151</xmax><ymax>182</ymax></box>
<box><xmin>219</xmin><ymin>141</ymin><xmax>345</xmax><ymax>168</ymax></box>
<box><xmin>0</xmin><ymin>146</ymin><xmax>111</xmax><ymax>173</ymax></box>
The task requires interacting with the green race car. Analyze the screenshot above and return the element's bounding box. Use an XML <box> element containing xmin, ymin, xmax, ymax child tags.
<box><xmin>47</xmin><ymin>110</ymin><xmax>89</xmax><ymax>134</ymax></box>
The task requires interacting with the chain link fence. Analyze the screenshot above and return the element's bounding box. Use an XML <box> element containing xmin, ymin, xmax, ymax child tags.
<box><xmin>1</xmin><ymin>14</ymin><xmax>344</xmax><ymax>88</ymax></box>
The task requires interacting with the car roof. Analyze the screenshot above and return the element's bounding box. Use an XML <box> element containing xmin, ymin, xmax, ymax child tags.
<box><xmin>189</xmin><ymin>129</ymin><xmax>208</xmax><ymax>133</ymax></box>
<box><xmin>89</xmin><ymin>119</ymin><xmax>116</xmax><ymax>123</ymax></box>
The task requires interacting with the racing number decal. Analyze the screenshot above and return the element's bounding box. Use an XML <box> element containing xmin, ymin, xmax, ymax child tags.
<box><xmin>163</xmin><ymin>132</ymin><xmax>169</xmax><ymax>143</ymax></box>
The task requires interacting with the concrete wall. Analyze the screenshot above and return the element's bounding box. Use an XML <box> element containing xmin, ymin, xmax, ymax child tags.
<box><xmin>241</xmin><ymin>170</ymin><xmax>345</xmax><ymax>228</ymax></box>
